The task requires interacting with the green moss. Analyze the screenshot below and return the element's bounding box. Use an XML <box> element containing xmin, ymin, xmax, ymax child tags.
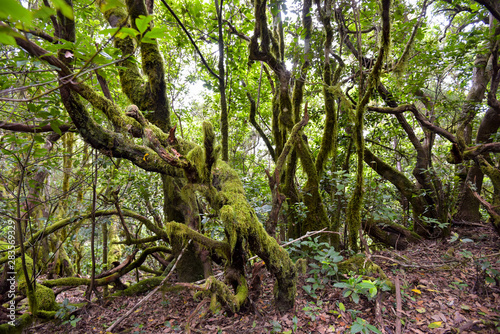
<box><xmin>34</xmin><ymin>310</ymin><xmax>57</xmax><ymax>319</ymax></box>
<box><xmin>15</xmin><ymin>255</ymin><xmax>57</xmax><ymax>313</ymax></box>
<box><xmin>479</xmin><ymin>158</ymin><xmax>500</xmax><ymax>189</ymax></box>
<box><xmin>14</xmin><ymin>256</ymin><xmax>33</xmax><ymax>284</ymax></box>
<box><xmin>186</xmin><ymin>145</ymin><xmax>205</xmax><ymax>182</ymax></box>
<box><xmin>212</xmin><ymin>160</ymin><xmax>297</xmax><ymax>311</ymax></box>
<box><xmin>206</xmin><ymin>275</ymin><xmax>248</xmax><ymax>313</ymax></box>
<box><xmin>113</xmin><ymin>277</ymin><xmax>164</xmax><ymax>296</ymax></box>
<box><xmin>0</xmin><ymin>313</ymin><xmax>32</xmax><ymax>334</ymax></box>
<box><xmin>107</xmin><ymin>223</ymin><xmax>123</xmax><ymax>266</ymax></box>
<box><xmin>338</xmin><ymin>255</ymin><xmax>387</xmax><ymax>280</ymax></box>
<box><xmin>294</xmin><ymin>258</ymin><xmax>307</xmax><ymax>275</ymax></box>
<box><xmin>34</xmin><ymin>284</ymin><xmax>57</xmax><ymax>311</ymax></box>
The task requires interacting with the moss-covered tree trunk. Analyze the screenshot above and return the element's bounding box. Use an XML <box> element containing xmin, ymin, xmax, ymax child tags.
<box><xmin>316</xmin><ymin>0</ymin><xmax>341</xmax><ymax>247</ymax></box>
<box><xmin>10</xmin><ymin>0</ymin><xmax>299</xmax><ymax>312</ymax></box>
<box><xmin>454</xmin><ymin>54</ymin><xmax>491</xmax><ymax>222</ymax></box>
<box><xmin>250</xmin><ymin>0</ymin><xmax>331</xmax><ymax>240</ymax></box>
<box><xmin>99</xmin><ymin>0</ymin><xmax>207</xmax><ymax>281</ymax></box>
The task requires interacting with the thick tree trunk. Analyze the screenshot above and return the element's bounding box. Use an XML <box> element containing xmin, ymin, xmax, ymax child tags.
<box><xmin>162</xmin><ymin>175</ymin><xmax>206</xmax><ymax>282</ymax></box>
<box><xmin>454</xmin><ymin>53</ymin><xmax>492</xmax><ymax>221</ymax></box>
<box><xmin>455</xmin><ymin>108</ymin><xmax>500</xmax><ymax>222</ymax></box>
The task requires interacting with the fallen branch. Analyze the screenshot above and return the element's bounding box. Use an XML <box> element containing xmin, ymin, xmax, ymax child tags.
<box><xmin>395</xmin><ymin>276</ymin><xmax>402</xmax><ymax>334</ymax></box>
<box><xmin>371</xmin><ymin>254</ymin><xmax>458</xmax><ymax>269</ymax></box>
<box><xmin>106</xmin><ymin>241</ymin><xmax>191</xmax><ymax>333</ymax></box>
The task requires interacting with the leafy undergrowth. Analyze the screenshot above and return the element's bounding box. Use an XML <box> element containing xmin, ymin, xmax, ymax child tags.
<box><xmin>22</xmin><ymin>225</ymin><xmax>500</xmax><ymax>333</ymax></box>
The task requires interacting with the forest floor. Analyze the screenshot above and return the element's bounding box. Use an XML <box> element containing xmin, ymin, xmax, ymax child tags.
<box><xmin>18</xmin><ymin>225</ymin><xmax>500</xmax><ymax>333</ymax></box>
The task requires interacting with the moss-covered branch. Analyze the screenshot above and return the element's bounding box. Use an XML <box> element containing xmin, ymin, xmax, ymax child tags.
<box><xmin>0</xmin><ymin>210</ymin><xmax>122</xmax><ymax>265</ymax></box>
<box><xmin>367</xmin><ymin>104</ymin><xmax>457</xmax><ymax>144</ymax></box>
<box><xmin>462</xmin><ymin>143</ymin><xmax>500</xmax><ymax>160</ymax></box>
<box><xmin>315</xmin><ymin>0</ymin><xmax>339</xmax><ymax>177</ymax></box>
<box><xmin>42</xmin><ymin>246</ymin><xmax>169</xmax><ymax>288</ymax></box>
<box><xmin>97</xmin><ymin>0</ymin><xmax>170</xmax><ymax>130</ymax></box>
<box><xmin>363</xmin><ymin>218</ymin><xmax>422</xmax><ymax>250</ymax></box>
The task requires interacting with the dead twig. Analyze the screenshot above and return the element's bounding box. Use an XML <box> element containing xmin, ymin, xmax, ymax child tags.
<box><xmin>185</xmin><ymin>298</ymin><xmax>210</xmax><ymax>334</ymax></box>
<box><xmin>395</xmin><ymin>276</ymin><xmax>402</xmax><ymax>334</ymax></box>
<box><xmin>372</xmin><ymin>254</ymin><xmax>458</xmax><ymax>269</ymax></box>
<box><xmin>375</xmin><ymin>291</ymin><xmax>384</xmax><ymax>331</ymax></box>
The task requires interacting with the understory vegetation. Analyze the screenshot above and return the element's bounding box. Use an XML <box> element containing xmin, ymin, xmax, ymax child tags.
<box><xmin>0</xmin><ymin>0</ymin><xmax>499</xmax><ymax>332</ymax></box>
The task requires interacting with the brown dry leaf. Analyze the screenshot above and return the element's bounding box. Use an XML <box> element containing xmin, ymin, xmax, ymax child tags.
<box><xmin>453</xmin><ymin>311</ymin><xmax>466</xmax><ymax>325</ymax></box>
<box><xmin>431</xmin><ymin>314</ymin><xmax>442</xmax><ymax>322</ymax></box>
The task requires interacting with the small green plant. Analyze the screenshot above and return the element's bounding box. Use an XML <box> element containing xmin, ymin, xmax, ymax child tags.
<box><xmin>292</xmin><ymin>315</ymin><xmax>298</xmax><ymax>332</ymax></box>
<box><xmin>449</xmin><ymin>279</ymin><xmax>468</xmax><ymax>290</ymax></box>
<box><xmin>350</xmin><ymin>317</ymin><xmax>382</xmax><ymax>334</ymax></box>
<box><xmin>63</xmin><ymin>315</ymin><xmax>81</xmax><ymax>328</ymax></box>
<box><xmin>302</xmin><ymin>300</ymin><xmax>323</xmax><ymax>322</ymax></box>
<box><xmin>270</xmin><ymin>320</ymin><xmax>282</xmax><ymax>333</ymax></box>
<box><xmin>479</xmin><ymin>258</ymin><xmax>500</xmax><ymax>286</ymax></box>
<box><xmin>165</xmin><ymin>320</ymin><xmax>181</xmax><ymax>331</ymax></box>
<box><xmin>132</xmin><ymin>323</ymin><xmax>146</xmax><ymax>334</ymax></box>
<box><xmin>55</xmin><ymin>298</ymin><xmax>81</xmax><ymax>327</ymax></box>
<box><xmin>420</xmin><ymin>215</ymin><xmax>449</xmax><ymax>230</ymax></box>
<box><xmin>334</xmin><ymin>275</ymin><xmax>390</xmax><ymax>304</ymax></box>
<box><xmin>288</xmin><ymin>236</ymin><xmax>343</xmax><ymax>298</ymax></box>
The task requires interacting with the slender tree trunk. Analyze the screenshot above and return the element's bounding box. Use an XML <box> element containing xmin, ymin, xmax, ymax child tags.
<box><xmin>216</xmin><ymin>0</ymin><xmax>228</xmax><ymax>162</ymax></box>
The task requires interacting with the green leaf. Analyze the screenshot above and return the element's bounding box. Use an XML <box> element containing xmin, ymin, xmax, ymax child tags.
<box><xmin>50</xmin><ymin>120</ymin><xmax>62</xmax><ymax>135</ymax></box>
<box><xmin>0</xmin><ymin>31</ymin><xmax>16</xmax><ymax>45</ymax></box>
<box><xmin>100</xmin><ymin>27</ymin><xmax>120</xmax><ymax>36</ymax></box>
<box><xmin>352</xmin><ymin>292</ymin><xmax>360</xmax><ymax>304</ymax></box>
<box><xmin>100</xmin><ymin>0</ymin><xmax>123</xmax><ymax>12</ymax></box>
<box><xmin>33</xmin><ymin>6</ymin><xmax>57</xmax><ymax>21</ymax></box>
<box><xmin>51</xmin><ymin>0</ymin><xmax>73</xmax><ymax>20</ymax></box>
<box><xmin>428</xmin><ymin>321</ymin><xmax>442</xmax><ymax>329</ymax></box>
<box><xmin>117</xmin><ymin>27</ymin><xmax>140</xmax><ymax>39</ymax></box>
<box><xmin>135</xmin><ymin>15</ymin><xmax>153</xmax><ymax>34</ymax></box>
<box><xmin>359</xmin><ymin>281</ymin><xmax>376</xmax><ymax>289</ymax></box>
<box><xmin>143</xmin><ymin>27</ymin><xmax>167</xmax><ymax>39</ymax></box>
<box><xmin>350</xmin><ymin>322</ymin><xmax>363</xmax><ymax>333</ymax></box>
<box><xmin>0</xmin><ymin>0</ymin><xmax>32</xmax><ymax>25</ymax></box>
<box><xmin>338</xmin><ymin>302</ymin><xmax>345</xmax><ymax>312</ymax></box>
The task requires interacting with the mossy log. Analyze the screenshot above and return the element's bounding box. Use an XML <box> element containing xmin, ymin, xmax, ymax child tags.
<box><xmin>362</xmin><ymin>218</ymin><xmax>422</xmax><ymax>250</ymax></box>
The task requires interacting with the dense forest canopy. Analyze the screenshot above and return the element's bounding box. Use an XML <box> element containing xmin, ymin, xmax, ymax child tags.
<box><xmin>0</xmin><ymin>0</ymin><xmax>499</xmax><ymax>331</ymax></box>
